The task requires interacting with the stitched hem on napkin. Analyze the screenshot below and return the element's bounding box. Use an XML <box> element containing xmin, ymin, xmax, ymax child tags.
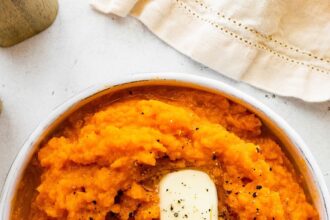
<box><xmin>92</xmin><ymin>0</ymin><xmax>330</xmax><ymax>102</ymax></box>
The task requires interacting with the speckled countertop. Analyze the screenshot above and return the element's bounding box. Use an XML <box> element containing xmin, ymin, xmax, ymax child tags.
<box><xmin>0</xmin><ymin>0</ymin><xmax>329</xmax><ymax>192</ymax></box>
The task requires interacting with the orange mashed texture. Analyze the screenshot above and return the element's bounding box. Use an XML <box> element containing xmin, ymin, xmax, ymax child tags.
<box><xmin>25</xmin><ymin>89</ymin><xmax>316</xmax><ymax>220</ymax></box>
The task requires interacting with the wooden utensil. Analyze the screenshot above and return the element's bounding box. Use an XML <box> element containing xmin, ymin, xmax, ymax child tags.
<box><xmin>0</xmin><ymin>0</ymin><xmax>58</xmax><ymax>47</ymax></box>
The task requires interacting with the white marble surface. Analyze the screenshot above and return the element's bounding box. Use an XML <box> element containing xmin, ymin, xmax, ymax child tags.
<box><xmin>0</xmin><ymin>0</ymin><xmax>329</xmax><ymax>192</ymax></box>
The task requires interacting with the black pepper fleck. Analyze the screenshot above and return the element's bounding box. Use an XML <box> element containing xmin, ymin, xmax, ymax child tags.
<box><xmin>114</xmin><ymin>190</ymin><xmax>123</xmax><ymax>204</ymax></box>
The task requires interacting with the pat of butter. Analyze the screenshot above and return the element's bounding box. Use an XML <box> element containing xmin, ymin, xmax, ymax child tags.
<box><xmin>159</xmin><ymin>170</ymin><xmax>218</xmax><ymax>220</ymax></box>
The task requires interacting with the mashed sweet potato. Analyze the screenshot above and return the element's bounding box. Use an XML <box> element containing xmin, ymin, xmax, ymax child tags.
<box><xmin>11</xmin><ymin>86</ymin><xmax>317</xmax><ymax>220</ymax></box>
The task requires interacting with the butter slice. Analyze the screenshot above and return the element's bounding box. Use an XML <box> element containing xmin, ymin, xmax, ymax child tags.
<box><xmin>159</xmin><ymin>170</ymin><xmax>218</xmax><ymax>220</ymax></box>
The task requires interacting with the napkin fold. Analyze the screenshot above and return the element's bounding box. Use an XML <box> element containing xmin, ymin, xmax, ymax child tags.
<box><xmin>91</xmin><ymin>0</ymin><xmax>330</xmax><ymax>102</ymax></box>
<box><xmin>92</xmin><ymin>0</ymin><xmax>138</xmax><ymax>17</ymax></box>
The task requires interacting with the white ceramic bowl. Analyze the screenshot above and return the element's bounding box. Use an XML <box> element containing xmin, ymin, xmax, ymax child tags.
<box><xmin>1</xmin><ymin>73</ymin><xmax>329</xmax><ymax>219</ymax></box>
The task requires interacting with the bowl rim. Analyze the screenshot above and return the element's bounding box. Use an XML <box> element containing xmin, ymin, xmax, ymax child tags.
<box><xmin>1</xmin><ymin>72</ymin><xmax>329</xmax><ymax>219</ymax></box>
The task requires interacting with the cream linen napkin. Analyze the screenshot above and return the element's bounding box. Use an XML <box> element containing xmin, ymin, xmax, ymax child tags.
<box><xmin>91</xmin><ymin>0</ymin><xmax>330</xmax><ymax>102</ymax></box>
